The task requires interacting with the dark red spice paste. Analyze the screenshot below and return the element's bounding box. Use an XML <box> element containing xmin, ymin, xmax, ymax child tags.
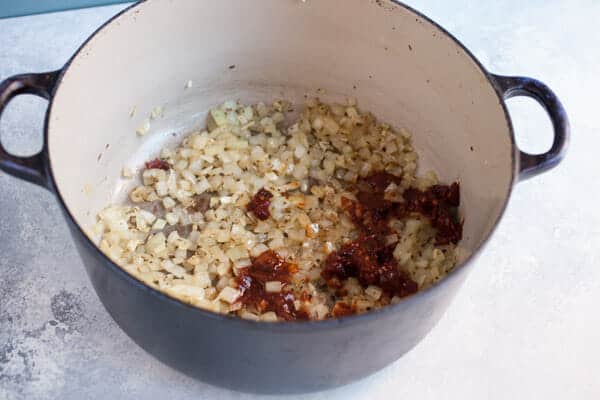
<box><xmin>403</xmin><ymin>182</ymin><xmax>462</xmax><ymax>245</ymax></box>
<box><xmin>145</xmin><ymin>158</ymin><xmax>170</xmax><ymax>170</ymax></box>
<box><xmin>239</xmin><ymin>173</ymin><xmax>461</xmax><ymax>320</ymax></box>
<box><xmin>322</xmin><ymin>172</ymin><xmax>461</xmax><ymax>304</ymax></box>
<box><xmin>236</xmin><ymin>250</ymin><xmax>308</xmax><ymax>321</ymax></box>
<box><xmin>247</xmin><ymin>188</ymin><xmax>273</xmax><ymax>220</ymax></box>
<box><xmin>322</xmin><ymin>233</ymin><xmax>418</xmax><ymax>298</ymax></box>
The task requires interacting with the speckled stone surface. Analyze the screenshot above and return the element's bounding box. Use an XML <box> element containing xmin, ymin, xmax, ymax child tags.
<box><xmin>0</xmin><ymin>2</ymin><xmax>598</xmax><ymax>399</ymax></box>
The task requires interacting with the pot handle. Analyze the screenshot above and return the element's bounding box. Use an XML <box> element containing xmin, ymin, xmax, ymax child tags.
<box><xmin>0</xmin><ymin>70</ymin><xmax>61</xmax><ymax>190</ymax></box>
<box><xmin>491</xmin><ymin>74</ymin><xmax>570</xmax><ymax>181</ymax></box>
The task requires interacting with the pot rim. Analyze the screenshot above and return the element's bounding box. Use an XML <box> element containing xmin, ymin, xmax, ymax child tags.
<box><xmin>44</xmin><ymin>0</ymin><xmax>516</xmax><ymax>331</ymax></box>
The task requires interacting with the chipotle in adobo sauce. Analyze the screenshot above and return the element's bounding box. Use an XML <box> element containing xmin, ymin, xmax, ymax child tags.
<box><xmin>322</xmin><ymin>172</ymin><xmax>462</xmax><ymax>305</ymax></box>
<box><xmin>236</xmin><ymin>250</ymin><xmax>308</xmax><ymax>321</ymax></box>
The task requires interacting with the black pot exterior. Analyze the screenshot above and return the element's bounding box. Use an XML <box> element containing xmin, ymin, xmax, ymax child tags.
<box><xmin>0</xmin><ymin>0</ymin><xmax>570</xmax><ymax>395</ymax></box>
<box><xmin>68</xmin><ymin>216</ymin><xmax>469</xmax><ymax>393</ymax></box>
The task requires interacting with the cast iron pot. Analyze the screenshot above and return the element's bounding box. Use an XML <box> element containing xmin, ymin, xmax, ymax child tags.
<box><xmin>0</xmin><ymin>0</ymin><xmax>569</xmax><ymax>394</ymax></box>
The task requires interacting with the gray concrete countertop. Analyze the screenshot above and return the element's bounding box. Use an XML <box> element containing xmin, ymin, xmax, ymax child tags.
<box><xmin>1</xmin><ymin>1</ymin><xmax>598</xmax><ymax>399</ymax></box>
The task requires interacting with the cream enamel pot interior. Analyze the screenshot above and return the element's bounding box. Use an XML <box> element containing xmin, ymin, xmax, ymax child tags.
<box><xmin>0</xmin><ymin>0</ymin><xmax>569</xmax><ymax>394</ymax></box>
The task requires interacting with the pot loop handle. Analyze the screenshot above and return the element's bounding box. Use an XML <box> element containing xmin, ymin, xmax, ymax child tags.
<box><xmin>491</xmin><ymin>74</ymin><xmax>570</xmax><ymax>181</ymax></box>
<box><xmin>0</xmin><ymin>70</ymin><xmax>61</xmax><ymax>190</ymax></box>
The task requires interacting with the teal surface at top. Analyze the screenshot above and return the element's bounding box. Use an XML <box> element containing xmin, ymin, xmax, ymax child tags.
<box><xmin>0</xmin><ymin>0</ymin><xmax>131</xmax><ymax>19</ymax></box>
